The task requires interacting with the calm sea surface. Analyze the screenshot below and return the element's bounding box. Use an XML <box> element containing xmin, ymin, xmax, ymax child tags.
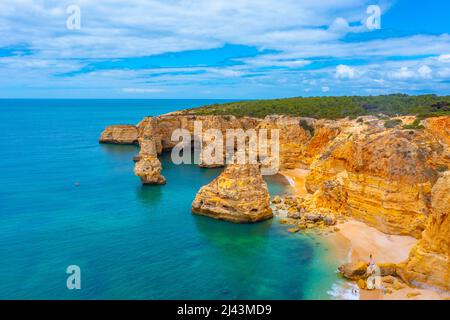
<box><xmin>0</xmin><ymin>99</ymin><xmax>345</xmax><ymax>299</ymax></box>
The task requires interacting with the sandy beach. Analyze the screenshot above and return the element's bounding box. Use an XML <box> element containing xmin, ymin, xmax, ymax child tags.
<box><xmin>279</xmin><ymin>168</ymin><xmax>309</xmax><ymax>196</ymax></box>
<box><xmin>335</xmin><ymin>220</ymin><xmax>417</xmax><ymax>264</ymax></box>
<box><xmin>280</xmin><ymin>170</ymin><xmax>450</xmax><ymax>300</ymax></box>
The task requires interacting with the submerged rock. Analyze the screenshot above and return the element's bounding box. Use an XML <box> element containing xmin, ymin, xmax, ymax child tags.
<box><xmin>99</xmin><ymin>125</ymin><xmax>138</xmax><ymax>144</ymax></box>
<box><xmin>192</xmin><ymin>164</ymin><xmax>272</xmax><ymax>223</ymax></box>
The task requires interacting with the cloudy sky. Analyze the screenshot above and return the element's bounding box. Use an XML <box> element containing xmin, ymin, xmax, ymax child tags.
<box><xmin>0</xmin><ymin>0</ymin><xmax>449</xmax><ymax>98</ymax></box>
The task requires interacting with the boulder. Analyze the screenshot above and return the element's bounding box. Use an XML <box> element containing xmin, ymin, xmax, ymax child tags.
<box><xmin>192</xmin><ymin>164</ymin><xmax>272</xmax><ymax>223</ymax></box>
<box><xmin>338</xmin><ymin>261</ymin><xmax>368</xmax><ymax>280</ymax></box>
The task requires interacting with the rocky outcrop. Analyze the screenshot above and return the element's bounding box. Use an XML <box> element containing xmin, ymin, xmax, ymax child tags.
<box><xmin>271</xmin><ymin>195</ymin><xmax>338</xmax><ymax>230</ymax></box>
<box><xmin>400</xmin><ymin>172</ymin><xmax>450</xmax><ymax>292</ymax></box>
<box><xmin>425</xmin><ymin>116</ymin><xmax>450</xmax><ymax>146</ymax></box>
<box><xmin>192</xmin><ymin>164</ymin><xmax>272</xmax><ymax>223</ymax></box>
<box><xmin>134</xmin><ymin>117</ymin><xmax>166</xmax><ymax>185</ymax></box>
<box><xmin>304</xmin><ymin>121</ymin><xmax>446</xmax><ymax>238</ymax></box>
<box><xmin>99</xmin><ymin>125</ymin><xmax>138</xmax><ymax>144</ymax></box>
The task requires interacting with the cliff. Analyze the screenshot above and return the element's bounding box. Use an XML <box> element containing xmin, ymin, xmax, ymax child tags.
<box><xmin>304</xmin><ymin>118</ymin><xmax>447</xmax><ymax>238</ymax></box>
<box><xmin>400</xmin><ymin>172</ymin><xmax>450</xmax><ymax>292</ymax></box>
<box><xmin>192</xmin><ymin>163</ymin><xmax>272</xmax><ymax>223</ymax></box>
<box><xmin>100</xmin><ymin>113</ymin><xmax>450</xmax><ymax>292</ymax></box>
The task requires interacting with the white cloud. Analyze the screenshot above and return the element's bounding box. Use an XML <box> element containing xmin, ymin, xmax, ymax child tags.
<box><xmin>329</xmin><ymin>17</ymin><xmax>350</xmax><ymax>32</ymax></box>
<box><xmin>438</xmin><ymin>54</ymin><xmax>450</xmax><ymax>63</ymax></box>
<box><xmin>335</xmin><ymin>64</ymin><xmax>356</xmax><ymax>79</ymax></box>
<box><xmin>388</xmin><ymin>65</ymin><xmax>433</xmax><ymax>80</ymax></box>
<box><xmin>241</xmin><ymin>55</ymin><xmax>310</xmax><ymax>68</ymax></box>
<box><xmin>1</xmin><ymin>0</ymin><xmax>450</xmax><ymax>97</ymax></box>
<box><xmin>418</xmin><ymin>65</ymin><xmax>432</xmax><ymax>79</ymax></box>
<box><xmin>389</xmin><ymin>66</ymin><xmax>414</xmax><ymax>80</ymax></box>
<box><xmin>438</xmin><ymin>68</ymin><xmax>450</xmax><ymax>78</ymax></box>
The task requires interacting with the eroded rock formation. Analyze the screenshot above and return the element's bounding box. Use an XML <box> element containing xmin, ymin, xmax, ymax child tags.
<box><xmin>134</xmin><ymin>117</ymin><xmax>166</xmax><ymax>185</ymax></box>
<box><xmin>192</xmin><ymin>164</ymin><xmax>272</xmax><ymax>223</ymax></box>
<box><xmin>101</xmin><ymin>113</ymin><xmax>450</xmax><ymax>291</ymax></box>
<box><xmin>400</xmin><ymin>172</ymin><xmax>450</xmax><ymax>292</ymax></box>
<box><xmin>99</xmin><ymin>125</ymin><xmax>138</xmax><ymax>144</ymax></box>
<box><xmin>304</xmin><ymin>120</ymin><xmax>446</xmax><ymax>238</ymax></box>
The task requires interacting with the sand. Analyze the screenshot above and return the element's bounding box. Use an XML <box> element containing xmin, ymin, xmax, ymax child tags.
<box><xmin>279</xmin><ymin>169</ymin><xmax>309</xmax><ymax>196</ymax></box>
<box><xmin>335</xmin><ymin>220</ymin><xmax>417</xmax><ymax>264</ymax></box>
<box><xmin>332</xmin><ymin>221</ymin><xmax>449</xmax><ymax>300</ymax></box>
<box><xmin>280</xmin><ymin>170</ymin><xmax>450</xmax><ymax>301</ymax></box>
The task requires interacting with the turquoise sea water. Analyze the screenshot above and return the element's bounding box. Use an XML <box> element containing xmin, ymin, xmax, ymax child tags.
<box><xmin>0</xmin><ymin>99</ymin><xmax>345</xmax><ymax>299</ymax></box>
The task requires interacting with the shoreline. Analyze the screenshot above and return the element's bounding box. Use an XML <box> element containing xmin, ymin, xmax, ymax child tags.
<box><xmin>280</xmin><ymin>169</ymin><xmax>450</xmax><ymax>301</ymax></box>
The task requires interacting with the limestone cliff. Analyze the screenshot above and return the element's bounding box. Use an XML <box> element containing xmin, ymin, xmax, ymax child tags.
<box><xmin>134</xmin><ymin>117</ymin><xmax>166</xmax><ymax>185</ymax></box>
<box><xmin>304</xmin><ymin>120</ymin><xmax>446</xmax><ymax>238</ymax></box>
<box><xmin>99</xmin><ymin>125</ymin><xmax>138</xmax><ymax>144</ymax></box>
<box><xmin>192</xmin><ymin>164</ymin><xmax>272</xmax><ymax>223</ymax></box>
<box><xmin>100</xmin><ymin>114</ymin><xmax>450</xmax><ymax>291</ymax></box>
<box><xmin>256</xmin><ymin>116</ymin><xmax>310</xmax><ymax>169</ymax></box>
<box><xmin>400</xmin><ymin>172</ymin><xmax>450</xmax><ymax>292</ymax></box>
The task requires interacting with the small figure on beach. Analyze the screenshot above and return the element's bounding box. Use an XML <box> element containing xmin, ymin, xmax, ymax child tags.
<box><xmin>366</xmin><ymin>254</ymin><xmax>385</xmax><ymax>293</ymax></box>
<box><xmin>368</xmin><ymin>254</ymin><xmax>376</xmax><ymax>268</ymax></box>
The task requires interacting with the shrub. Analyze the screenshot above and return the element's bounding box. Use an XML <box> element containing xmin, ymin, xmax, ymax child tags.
<box><xmin>384</xmin><ymin>119</ymin><xmax>402</xmax><ymax>128</ymax></box>
<box><xmin>403</xmin><ymin>119</ymin><xmax>425</xmax><ymax>130</ymax></box>
<box><xmin>191</xmin><ymin>94</ymin><xmax>450</xmax><ymax>120</ymax></box>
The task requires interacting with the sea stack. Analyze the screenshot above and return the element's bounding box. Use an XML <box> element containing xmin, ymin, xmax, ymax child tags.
<box><xmin>192</xmin><ymin>163</ymin><xmax>273</xmax><ymax>223</ymax></box>
<box><xmin>134</xmin><ymin>117</ymin><xmax>166</xmax><ymax>185</ymax></box>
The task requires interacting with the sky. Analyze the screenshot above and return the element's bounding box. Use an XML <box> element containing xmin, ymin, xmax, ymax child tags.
<box><xmin>0</xmin><ymin>0</ymin><xmax>449</xmax><ymax>98</ymax></box>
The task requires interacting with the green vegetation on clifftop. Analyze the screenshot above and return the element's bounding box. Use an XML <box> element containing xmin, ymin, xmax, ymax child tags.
<box><xmin>188</xmin><ymin>94</ymin><xmax>450</xmax><ymax>119</ymax></box>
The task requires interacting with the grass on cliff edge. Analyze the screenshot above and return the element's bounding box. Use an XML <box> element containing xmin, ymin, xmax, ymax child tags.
<box><xmin>187</xmin><ymin>94</ymin><xmax>450</xmax><ymax>120</ymax></box>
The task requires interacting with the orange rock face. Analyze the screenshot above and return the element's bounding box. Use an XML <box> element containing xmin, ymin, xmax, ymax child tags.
<box><xmin>101</xmin><ymin>114</ymin><xmax>450</xmax><ymax>291</ymax></box>
<box><xmin>257</xmin><ymin>116</ymin><xmax>310</xmax><ymax>169</ymax></box>
<box><xmin>99</xmin><ymin>125</ymin><xmax>138</xmax><ymax>144</ymax></box>
<box><xmin>400</xmin><ymin>172</ymin><xmax>450</xmax><ymax>292</ymax></box>
<box><xmin>134</xmin><ymin>117</ymin><xmax>166</xmax><ymax>185</ymax></box>
<box><xmin>303</xmin><ymin>121</ymin><xmax>341</xmax><ymax>165</ymax></box>
<box><xmin>425</xmin><ymin>116</ymin><xmax>450</xmax><ymax>146</ymax></box>
<box><xmin>305</xmin><ymin>121</ymin><xmax>446</xmax><ymax>238</ymax></box>
<box><xmin>192</xmin><ymin>164</ymin><xmax>272</xmax><ymax>223</ymax></box>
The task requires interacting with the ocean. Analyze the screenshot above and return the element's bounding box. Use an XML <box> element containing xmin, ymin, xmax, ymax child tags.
<box><xmin>0</xmin><ymin>99</ymin><xmax>346</xmax><ymax>299</ymax></box>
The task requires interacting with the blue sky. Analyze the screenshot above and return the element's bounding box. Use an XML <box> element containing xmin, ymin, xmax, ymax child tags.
<box><xmin>0</xmin><ymin>0</ymin><xmax>449</xmax><ymax>98</ymax></box>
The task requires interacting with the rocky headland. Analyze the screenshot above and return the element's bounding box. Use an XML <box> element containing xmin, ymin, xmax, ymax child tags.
<box><xmin>100</xmin><ymin>112</ymin><xmax>450</xmax><ymax>297</ymax></box>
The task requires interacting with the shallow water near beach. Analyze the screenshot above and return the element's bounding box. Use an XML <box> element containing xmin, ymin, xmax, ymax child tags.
<box><xmin>0</xmin><ymin>99</ymin><xmax>346</xmax><ymax>299</ymax></box>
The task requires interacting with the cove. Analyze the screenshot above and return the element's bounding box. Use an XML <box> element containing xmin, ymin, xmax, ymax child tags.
<box><xmin>0</xmin><ymin>99</ymin><xmax>345</xmax><ymax>299</ymax></box>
